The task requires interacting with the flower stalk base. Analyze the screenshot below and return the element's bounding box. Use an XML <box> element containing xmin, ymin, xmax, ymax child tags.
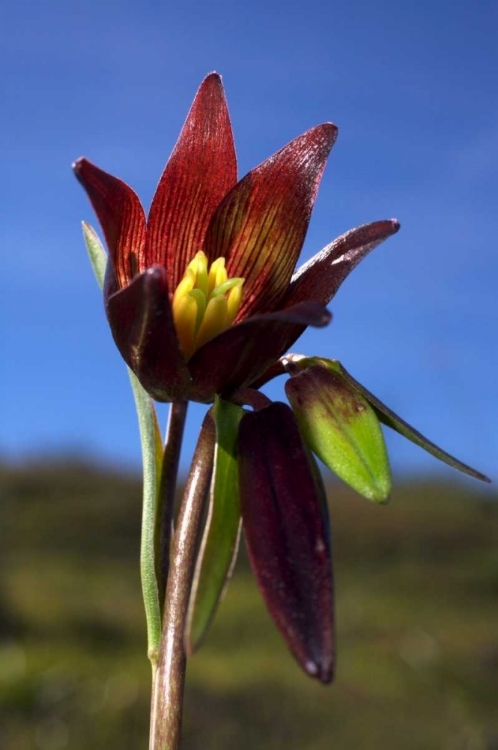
<box><xmin>149</xmin><ymin>411</ymin><xmax>215</xmax><ymax>750</ymax></box>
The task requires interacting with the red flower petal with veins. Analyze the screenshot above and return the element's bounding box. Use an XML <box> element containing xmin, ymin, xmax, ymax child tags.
<box><xmin>205</xmin><ymin>124</ymin><xmax>337</xmax><ymax>319</ymax></box>
<box><xmin>73</xmin><ymin>158</ymin><xmax>146</xmax><ymax>288</ymax></box>
<box><xmin>74</xmin><ymin>73</ymin><xmax>398</xmax><ymax>402</ymax></box>
<box><xmin>146</xmin><ymin>73</ymin><xmax>238</xmax><ymax>290</ymax></box>
<box><xmin>286</xmin><ymin>219</ymin><xmax>400</xmax><ymax>307</ymax></box>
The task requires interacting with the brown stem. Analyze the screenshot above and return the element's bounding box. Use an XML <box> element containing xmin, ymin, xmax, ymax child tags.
<box><xmin>149</xmin><ymin>411</ymin><xmax>215</xmax><ymax>750</ymax></box>
<box><xmin>155</xmin><ymin>400</ymin><xmax>189</xmax><ymax>613</ymax></box>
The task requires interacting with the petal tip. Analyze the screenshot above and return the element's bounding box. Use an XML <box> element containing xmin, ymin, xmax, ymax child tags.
<box><xmin>303</xmin><ymin>656</ymin><xmax>334</xmax><ymax>684</ymax></box>
<box><xmin>200</xmin><ymin>71</ymin><xmax>224</xmax><ymax>91</ymax></box>
<box><xmin>72</xmin><ymin>157</ymin><xmax>100</xmax><ymax>185</ymax></box>
<box><xmin>321</xmin><ymin>121</ymin><xmax>339</xmax><ymax>141</ymax></box>
<box><xmin>306</xmin><ymin>122</ymin><xmax>339</xmax><ymax>152</ymax></box>
<box><xmin>72</xmin><ymin>156</ymin><xmax>87</xmax><ymax>175</ymax></box>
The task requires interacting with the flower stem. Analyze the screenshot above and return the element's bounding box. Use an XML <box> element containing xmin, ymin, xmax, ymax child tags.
<box><xmin>149</xmin><ymin>411</ymin><xmax>215</xmax><ymax>750</ymax></box>
<box><xmin>156</xmin><ymin>400</ymin><xmax>189</xmax><ymax>614</ymax></box>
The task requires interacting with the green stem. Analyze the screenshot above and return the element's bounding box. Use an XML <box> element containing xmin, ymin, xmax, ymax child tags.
<box><xmin>149</xmin><ymin>412</ymin><xmax>215</xmax><ymax>750</ymax></box>
<box><xmin>155</xmin><ymin>400</ymin><xmax>189</xmax><ymax>614</ymax></box>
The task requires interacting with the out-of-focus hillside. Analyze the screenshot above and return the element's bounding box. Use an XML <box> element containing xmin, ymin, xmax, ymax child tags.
<box><xmin>0</xmin><ymin>461</ymin><xmax>497</xmax><ymax>749</ymax></box>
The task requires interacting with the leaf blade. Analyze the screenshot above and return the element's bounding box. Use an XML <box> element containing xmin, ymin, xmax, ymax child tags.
<box><xmin>82</xmin><ymin>223</ymin><xmax>163</xmax><ymax>662</ymax></box>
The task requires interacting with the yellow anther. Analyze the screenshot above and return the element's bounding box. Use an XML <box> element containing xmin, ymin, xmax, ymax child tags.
<box><xmin>187</xmin><ymin>251</ymin><xmax>208</xmax><ymax>287</ymax></box>
<box><xmin>173</xmin><ymin>294</ymin><xmax>198</xmax><ymax>361</ymax></box>
<box><xmin>187</xmin><ymin>289</ymin><xmax>207</xmax><ymax>334</ymax></box>
<box><xmin>195</xmin><ymin>258</ymin><xmax>209</xmax><ymax>298</ymax></box>
<box><xmin>196</xmin><ymin>295</ymin><xmax>228</xmax><ymax>351</ymax></box>
<box><xmin>172</xmin><ymin>252</ymin><xmax>245</xmax><ymax>360</ymax></box>
<box><xmin>226</xmin><ymin>283</ymin><xmax>244</xmax><ymax>325</ymax></box>
<box><xmin>207</xmin><ymin>257</ymin><xmax>226</xmax><ymax>294</ymax></box>
<box><xmin>172</xmin><ymin>271</ymin><xmax>195</xmax><ymax>309</ymax></box>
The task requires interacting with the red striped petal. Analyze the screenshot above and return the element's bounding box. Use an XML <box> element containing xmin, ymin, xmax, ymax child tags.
<box><xmin>255</xmin><ymin>220</ymin><xmax>400</xmax><ymax>358</ymax></box>
<box><xmin>73</xmin><ymin>158</ymin><xmax>146</xmax><ymax>289</ymax></box>
<box><xmin>146</xmin><ymin>73</ymin><xmax>237</xmax><ymax>289</ymax></box>
<box><xmin>205</xmin><ymin>124</ymin><xmax>338</xmax><ymax>319</ymax></box>
<box><xmin>285</xmin><ymin>219</ymin><xmax>400</xmax><ymax>306</ymax></box>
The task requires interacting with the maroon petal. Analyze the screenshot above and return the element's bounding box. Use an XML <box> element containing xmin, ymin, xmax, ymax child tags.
<box><xmin>106</xmin><ymin>267</ymin><xmax>191</xmax><ymax>401</ymax></box>
<box><xmin>73</xmin><ymin>157</ymin><xmax>146</xmax><ymax>289</ymax></box>
<box><xmin>238</xmin><ymin>402</ymin><xmax>334</xmax><ymax>683</ymax></box>
<box><xmin>204</xmin><ymin>124</ymin><xmax>338</xmax><ymax>319</ymax></box>
<box><xmin>146</xmin><ymin>73</ymin><xmax>237</xmax><ymax>290</ymax></box>
<box><xmin>284</xmin><ymin>219</ymin><xmax>400</xmax><ymax>307</ymax></box>
<box><xmin>188</xmin><ymin>302</ymin><xmax>331</xmax><ymax>402</ymax></box>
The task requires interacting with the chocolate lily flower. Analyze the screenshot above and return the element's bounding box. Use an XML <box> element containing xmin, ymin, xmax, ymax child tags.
<box><xmin>76</xmin><ymin>75</ymin><xmax>492</xmax><ymax>749</ymax></box>
<box><xmin>74</xmin><ymin>73</ymin><xmax>399</xmax><ymax>403</ymax></box>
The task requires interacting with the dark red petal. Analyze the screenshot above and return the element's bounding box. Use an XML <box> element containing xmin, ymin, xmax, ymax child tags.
<box><xmin>284</xmin><ymin>219</ymin><xmax>400</xmax><ymax>306</ymax></box>
<box><xmin>238</xmin><ymin>402</ymin><xmax>334</xmax><ymax>683</ymax></box>
<box><xmin>73</xmin><ymin>157</ymin><xmax>146</xmax><ymax>289</ymax></box>
<box><xmin>205</xmin><ymin>124</ymin><xmax>338</xmax><ymax>319</ymax></box>
<box><xmin>146</xmin><ymin>73</ymin><xmax>237</xmax><ymax>289</ymax></box>
<box><xmin>106</xmin><ymin>267</ymin><xmax>191</xmax><ymax>401</ymax></box>
<box><xmin>252</xmin><ymin>220</ymin><xmax>400</xmax><ymax>359</ymax></box>
<box><xmin>188</xmin><ymin>302</ymin><xmax>331</xmax><ymax>402</ymax></box>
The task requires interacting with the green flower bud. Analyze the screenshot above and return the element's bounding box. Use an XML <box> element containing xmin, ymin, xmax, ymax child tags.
<box><xmin>285</xmin><ymin>360</ymin><xmax>391</xmax><ymax>503</ymax></box>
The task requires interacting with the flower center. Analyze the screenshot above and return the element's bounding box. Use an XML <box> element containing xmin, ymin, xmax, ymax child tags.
<box><xmin>172</xmin><ymin>251</ymin><xmax>245</xmax><ymax>360</ymax></box>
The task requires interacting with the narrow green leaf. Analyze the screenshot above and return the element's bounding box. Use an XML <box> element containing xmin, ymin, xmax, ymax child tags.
<box><xmin>286</xmin><ymin>364</ymin><xmax>391</xmax><ymax>503</ymax></box>
<box><xmin>186</xmin><ymin>396</ymin><xmax>245</xmax><ymax>653</ymax></box>
<box><xmin>82</xmin><ymin>222</ymin><xmax>107</xmax><ymax>287</ymax></box>
<box><xmin>82</xmin><ymin>223</ymin><xmax>163</xmax><ymax>663</ymax></box>
<box><xmin>128</xmin><ymin>371</ymin><xmax>164</xmax><ymax>664</ymax></box>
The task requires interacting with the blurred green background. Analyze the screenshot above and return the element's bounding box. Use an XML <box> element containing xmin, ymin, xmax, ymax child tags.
<box><xmin>1</xmin><ymin>461</ymin><xmax>497</xmax><ymax>749</ymax></box>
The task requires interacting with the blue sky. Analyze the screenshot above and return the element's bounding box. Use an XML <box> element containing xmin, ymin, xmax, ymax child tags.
<box><xmin>1</xmin><ymin>0</ymin><xmax>496</xmax><ymax>489</ymax></box>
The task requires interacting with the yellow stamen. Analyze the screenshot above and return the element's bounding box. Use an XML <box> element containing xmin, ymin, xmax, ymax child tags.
<box><xmin>172</xmin><ymin>270</ymin><xmax>195</xmax><ymax>309</ymax></box>
<box><xmin>208</xmin><ymin>257</ymin><xmax>226</xmax><ymax>294</ymax></box>
<box><xmin>196</xmin><ymin>295</ymin><xmax>228</xmax><ymax>351</ymax></box>
<box><xmin>186</xmin><ymin>289</ymin><xmax>206</xmax><ymax>335</ymax></box>
<box><xmin>173</xmin><ymin>295</ymin><xmax>198</xmax><ymax>361</ymax></box>
<box><xmin>172</xmin><ymin>251</ymin><xmax>245</xmax><ymax>360</ymax></box>
<box><xmin>226</xmin><ymin>284</ymin><xmax>244</xmax><ymax>326</ymax></box>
